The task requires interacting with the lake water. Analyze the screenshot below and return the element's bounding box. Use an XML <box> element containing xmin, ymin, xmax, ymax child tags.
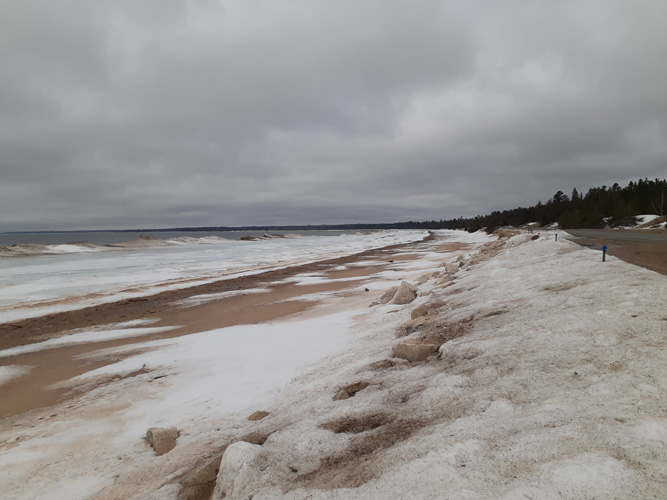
<box><xmin>0</xmin><ymin>229</ymin><xmax>353</xmax><ymax>247</ymax></box>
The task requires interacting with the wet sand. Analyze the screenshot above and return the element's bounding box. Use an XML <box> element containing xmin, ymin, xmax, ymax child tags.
<box><xmin>0</xmin><ymin>236</ymin><xmax>452</xmax><ymax>418</ymax></box>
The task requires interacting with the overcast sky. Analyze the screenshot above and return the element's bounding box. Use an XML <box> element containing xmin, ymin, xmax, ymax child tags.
<box><xmin>1</xmin><ymin>0</ymin><xmax>666</xmax><ymax>231</ymax></box>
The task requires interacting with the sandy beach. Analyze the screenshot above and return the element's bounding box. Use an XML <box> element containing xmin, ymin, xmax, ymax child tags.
<box><xmin>2</xmin><ymin>229</ymin><xmax>667</xmax><ymax>499</ymax></box>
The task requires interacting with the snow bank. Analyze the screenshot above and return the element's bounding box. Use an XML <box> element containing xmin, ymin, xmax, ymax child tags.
<box><xmin>634</xmin><ymin>214</ymin><xmax>661</xmax><ymax>225</ymax></box>
<box><xmin>216</xmin><ymin>233</ymin><xmax>667</xmax><ymax>499</ymax></box>
<box><xmin>634</xmin><ymin>214</ymin><xmax>666</xmax><ymax>228</ymax></box>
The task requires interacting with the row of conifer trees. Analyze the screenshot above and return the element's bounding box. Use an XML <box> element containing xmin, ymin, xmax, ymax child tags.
<box><xmin>436</xmin><ymin>177</ymin><xmax>666</xmax><ymax>233</ymax></box>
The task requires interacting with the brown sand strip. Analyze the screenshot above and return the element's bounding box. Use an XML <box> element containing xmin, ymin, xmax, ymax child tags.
<box><xmin>0</xmin><ymin>239</ymin><xmax>426</xmax><ymax>350</ymax></box>
<box><xmin>0</xmin><ymin>344</ymin><xmax>150</xmax><ymax>417</ymax></box>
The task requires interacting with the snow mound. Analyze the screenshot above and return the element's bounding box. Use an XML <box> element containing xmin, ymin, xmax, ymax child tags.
<box><xmin>216</xmin><ymin>235</ymin><xmax>667</xmax><ymax>499</ymax></box>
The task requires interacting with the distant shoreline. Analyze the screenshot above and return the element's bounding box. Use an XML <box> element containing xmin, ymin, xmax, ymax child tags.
<box><xmin>0</xmin><ymin>228</ymin><xmax>389</xmax><ymax>248</ymax></box>
<box><xmin>0</xmin><ymin>222</ymin><xmax>446</xmax><ymax>235</ymax></box>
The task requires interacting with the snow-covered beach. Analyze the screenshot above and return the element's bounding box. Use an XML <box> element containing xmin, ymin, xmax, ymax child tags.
<box><xmin>1</xmin><ymin>229</ymin><xmax>667</xmax><ymax>499</ymax></box>
<box><xmin>0</xmin><ymin>230</ymin><xmax>425</xmax><ymax>324</ymax></box>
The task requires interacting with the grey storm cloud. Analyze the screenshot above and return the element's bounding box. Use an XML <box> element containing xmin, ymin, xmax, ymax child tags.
<box><xmin>1</xmin><ymin>0</ymin><xmax>666</xmax><ymax>230</ymax></box>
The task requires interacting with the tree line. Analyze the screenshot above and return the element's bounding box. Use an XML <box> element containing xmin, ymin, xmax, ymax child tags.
<box><xmin>444</xmin><ymin>177</ymin><xmax>666</xmax><ymax>233</ymax></box>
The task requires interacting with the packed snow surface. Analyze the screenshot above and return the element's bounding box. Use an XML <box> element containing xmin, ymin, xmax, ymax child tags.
<box><xmin>635</xmin><ymin>214</ymin><xmax>661</xmax><ymax>225</ymax></box>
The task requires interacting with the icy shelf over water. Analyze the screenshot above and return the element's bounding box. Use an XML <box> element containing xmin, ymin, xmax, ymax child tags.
<box><xmin>0</xmin><ymin>230</ymin><xmax>428</xmax><ymax>324</ymax></box>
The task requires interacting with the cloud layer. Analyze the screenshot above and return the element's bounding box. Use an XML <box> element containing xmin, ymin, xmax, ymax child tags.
<box><xmin>2</xmin><ymin>0</ymin><xmax>666</xmax><ymax>230</ymax></box>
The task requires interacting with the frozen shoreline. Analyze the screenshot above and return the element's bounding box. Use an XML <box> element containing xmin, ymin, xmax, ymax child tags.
<box><xmin>0</xmin><ymin>230</ymin><xmax>427</xmax><ymax>324</ymax></box>
<box><xmin>1</xmin><ymin>230</ymin><xmax>667</xmax><ymax>499</ymax></box>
